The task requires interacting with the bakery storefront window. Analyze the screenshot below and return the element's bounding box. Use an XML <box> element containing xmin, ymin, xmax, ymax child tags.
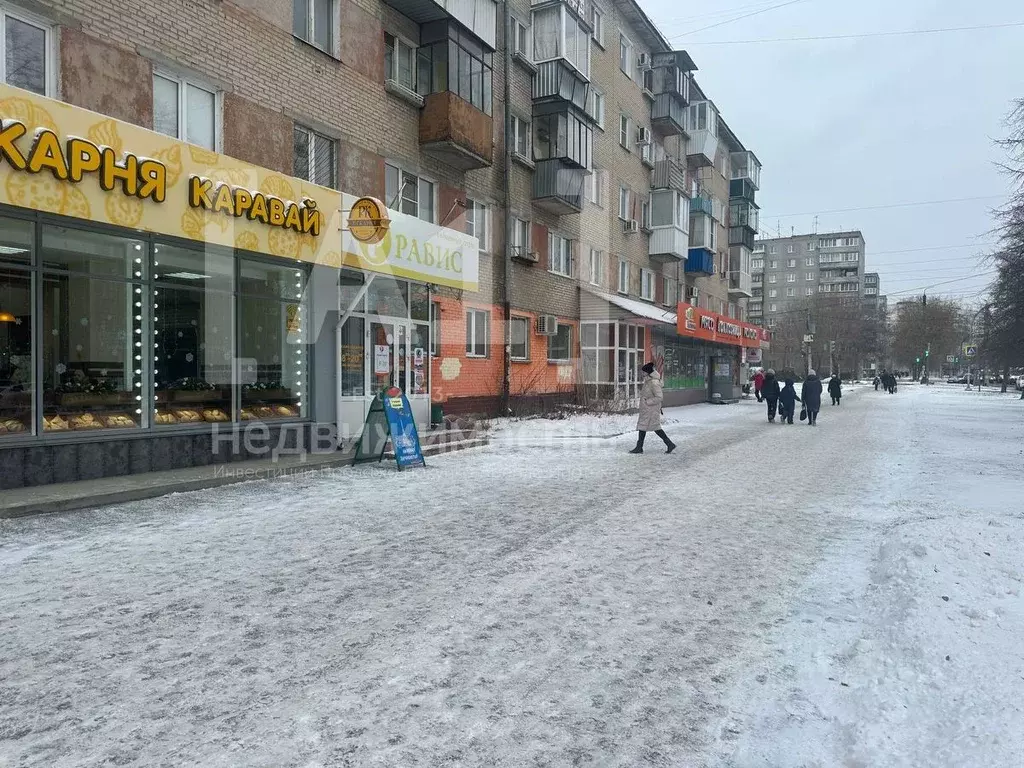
<box><xmin>0</xmin><ymin>217</ymin><xmax>33</xmax><ymax>437</ymax></box>
<box><xmin>238</xmin><ymin>258</ymin><xmax>308</xmax><ymax>421</ymax></box>
<box><xmin>41</xmin><ymin>225</ymin><xmax>144</xmax><ymax>433</ymax></box>
<box><xmin>153</xmin><ymin>242</ymin><xmax>234</xmax><ymax>426</ymax></box>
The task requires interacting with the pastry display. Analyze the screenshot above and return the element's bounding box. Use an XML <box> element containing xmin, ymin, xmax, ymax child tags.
<box><xmin>71</xmin><ymin>413</ymin><xmax>105</xmax><ymax>430</ymax></box>
<box><xmin>43</xmin><ymin>415</ymin><xmax>70</xmax><ymax>431</ymax></box>
<box><xmin>252</xmin><ymin>406</ymin><xmax>275</xmax><ymax>419</ymax></box>
<box><xmin>0</xmin><ymin>418</ymin><xmax>26</xmax><ymax>433</ymax></box>
<box><xmin>104</xmin><ymin>413</ymin><xmax>137</xmax><ymax>429</ymax></box>
<box><xmin>154</xmin><ymin>410</ymin><xmax>178</xmax><ymax>425</ymax></box>
<box><xmin>273</xmin><ymin>405</ymin><xmax>299</xmax><ymax>418</ymax></box>
<box><xmin>173</xmin><ymin>409</ymin><xmax>203</xmax><ymax>423</ymax></box>
<box><xmin>202</xmin><ymin>408</ymin><xmax>229</xmax><ymax>422</ymax></box>
<box><xmin>240</xmin><ymin>409</ymin><xmax>256</xmax><ymax>421</ymax></box>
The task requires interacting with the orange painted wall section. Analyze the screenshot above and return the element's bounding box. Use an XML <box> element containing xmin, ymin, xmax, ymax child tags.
<box><xmin>430</xmin><ymin>297</ymin><xmax>579</xmax><ymax>405</ymax></box>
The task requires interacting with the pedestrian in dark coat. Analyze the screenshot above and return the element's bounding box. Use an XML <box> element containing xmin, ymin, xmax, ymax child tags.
<box><xmin>630</xmin><ymin>362</ymin><xmax>676</xmax><ymax>454</ymax></box>
<box><xmin>761</xmin><ymin>368</ymin><xmax>781</xmax><ymax>422</ymax></box>
<box><xmin>753</xmin><ymin>369</ymin><xmax>765</xmax><ymax>402</ymax></box>
<box><xmin>828</xmin><ymin>374</ymin><xmax>842</xmax><ymax>405</ymax></box>
<box><xmin>801</xmin><ymin>370</ymin><xmax>823</xmax><ymax>425</ymax></box>
<box><xmin>779</xmin><ymin>378</ymin><xmax>801</xmax><ymax>424</ymax></box>
<box><xmin>873</xmin><ymin>375</ymin><xmax>881</xmax><ymax>391</ymax></box>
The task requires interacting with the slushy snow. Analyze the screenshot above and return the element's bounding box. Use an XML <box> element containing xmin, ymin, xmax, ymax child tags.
<box><xmin>1</xmin><ymin>384</ymin><xmax>1021</xmax><ymax>767</ymax></box>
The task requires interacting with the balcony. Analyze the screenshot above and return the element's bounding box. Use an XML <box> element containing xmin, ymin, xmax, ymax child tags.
<box><xmin>729</xmin><ymin>227</ymin><xmax>755</xmax><ymax>250</ymax></box>
<box><xmin>381</xmin><ymin>0</ymin><xmax>497</xmax><ymax>49</ymax></box>
<box><xmin>685</xmin><ymin>248</ymin><xmax>714</xmax><ymax>275</ymax></box>
<box><xmin>729</xmin><ymin>270</ymin><xmax>753</xmax><ymax>297</ymax></box>
<box><xmin>649</xmin><ymin>225</ymin><xmax>688</xmax><ymax>264</ymax></box>
<box><xmin>730</xmin><ymin>150</ymin><xmax>761</xmax><ymax>190</ymax></box>
<box><xmin>686</xmin><ymin>128</ymin><xmax>717</xmax><ymax>168</ymax></box>
<box><xmin>419</xmin><ymin>92</ymin><xmax>493</xmax><ymax>170</ymax></box>
<box><xmin>729</xmin><ymin>178</ymin><xmax>756</xmax><ymax>202</ymax></box>
<box><xmin>651</xmin><ymin>158</ymin><xmax>688</xmax><ymax>192</ymax></box>
<box><xmin>532</xmin><ymin>158</ymin><xmax>585</xmax><ymax>214</ymax></box>
<box><xmin>651</xmin><ymin>51</ymin><xmax>695</xmax><ymax>101</ymax></box>
<box><xmin>690</xmin><ymin>196</ymin><xmax>714</xmax><ymax>217</ymax></box>
<box><xmin>533</xmin><ymin>59</ymin><xmax>590</xmax><ymax>112</ymax></box>
<box><xmin>651</xmin><ymin>93</ymin><xmax>686</xmax><ymax>137</ymax></box>
<box><xmin>729</xmin><ymin>200</ymin><xmax>759</xmax><ymax>233</ymax></box>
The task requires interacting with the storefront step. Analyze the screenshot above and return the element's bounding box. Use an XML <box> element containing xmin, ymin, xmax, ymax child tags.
<box><xmin>384</xmin><ymin>436</ymin><xmax>490</xmax><ymax>460</ymax></box>
<box><xmin>0</xmin><ymin>450</ymin><xmax>358</xmax><ymax>520</ymax></box>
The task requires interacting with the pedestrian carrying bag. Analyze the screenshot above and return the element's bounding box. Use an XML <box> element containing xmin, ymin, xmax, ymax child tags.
<box><xmin>799</xmin><ymin>407</ymin><xmax>807</xmax><ymax>421</ymax></box>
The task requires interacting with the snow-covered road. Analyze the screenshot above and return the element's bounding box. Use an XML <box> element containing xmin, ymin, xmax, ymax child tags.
<box><xmin>1</xmin><ymin>385</ymin><xmax>1021</xmax><ymax>767</ymax></box>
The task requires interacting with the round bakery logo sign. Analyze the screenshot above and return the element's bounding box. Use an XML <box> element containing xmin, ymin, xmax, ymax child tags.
<box><xmin>348</xmin><ymin>196</ymin><xmax>390</xmax><ymax>245</ymax></box>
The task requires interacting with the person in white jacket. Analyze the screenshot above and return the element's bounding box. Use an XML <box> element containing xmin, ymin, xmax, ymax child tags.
<box><xmin>630</xmin><ymin>362</ymin><xmax>676</xmax><ymax>454</ymax></box>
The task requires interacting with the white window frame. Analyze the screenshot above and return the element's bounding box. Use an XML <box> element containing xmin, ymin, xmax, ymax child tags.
<box><xmin>769</xmin><ymin>303</ymin><xmax>777</xmax><ymax>313</ymax></box>
<box><xmin>586</xmin><ymin>168</ymin><xmax>603</xmax><ymax>207</ymax></box>
<box><xmin>466</xmin><ymin>199</ymin><xmax>490</xmax><ymax>253</ymax></box>
<box><xmin>589</xmin><ymin>248</ymin><xmax>604</xmax><ymax>286</ymax></box>
<box><xmin>293</xmin><ymin>124</ymin><xmax>338</xmax><ymax>189</ymax></box>
<box><xmin>805</xmin><ymin>271</ymin><xmax>814</xmax><ymax>281</ymax></box>
<box><xmin>548</xmin><ymin>323</ymin><xmax>572</xmax><ymax>363</ymax></box>
<box><xmin>807</xmin><ymin>242</ymin><xmax>816</xmax><ymax>251</ymax></box>
<box><xmin>806</xmin><ymin>287</ymin><xmax>815</xmax><ymax>296</ymax></box>
<box><xmin>787</xmin><ymin>258</ymin><xmax>797</xmax><ymax>268</ymax></box>
<box><xmin>768</xmin><ymin>274</ymin><xmax>777</xmax><ymax>284</ymax></box>
<box><xmin>465</xmin><ymin>309</ymin><xmax>490</xmax><ymax>358</ymax></box>
<box><xmin>385</xmin><ymin>162</ymin><xmax>436</xmax><ymax>223</ymax></box>
<box><xmin>512</xmin><ymin>17</ymin><xmax>531</xmax><ymax>61</ymax></box>
<box><xmin>384</xmin><ymin>32</ymin><xmax>418</xmax><ymax>93</ymax></box>
<box><xmin>786</xmin><ymin>287</ymin><xmax>796</xmax><ymax>297</ymax></box>
<box><xmin>590</xmin><ymin>88</ymin><xmax>605</xmax><ymax>129</ymax></box>
<box><xmin>768</xmin><ymin>245</ymin><xmax>777</xmax><ymax>254</ymax></box>
<box><xmin>511</xmin><ymin>114</ymin><xmax>532</xmax><ymax>161</ymax></box>
<box><xmin>640</xmin><ymin>268</ymin><xmax>654</xmax><ymax>301</ymax></box>
<box><xmin>152</xmin><ymin>69</ymin><xmax>222</xmax><ymax>151</ymax></box>
<box><xmin>619</xmin><ymin>113</ymin><xmax>631</xmax><ymax>149</ymax></box>
<box><xmin>768</xmin><ymin>289</ymin><xmax>778</xmax><ymax>298</ymax></box>
<box><xmin>0</xmin><ymin>6</ymin><xmax>54</xmax><ymax>96</ymax></box>
<box><xmin>617</xmin><ymin>257</ymin><xmax>628</xmax><ymax>294</ymax></box>
<box><xmin>430</xmin><ymin>301</ymin><xmax>441</xmax><ymax>356</ymax></box>
<box><xmin>590</xmin><ymin>4</ymin><xmax>604</xmax><ymax>46</ymax></box>
<box><xmin>787</xmin><ymin>245</ymin><xmax>794</xmax><ymax>253</ymax></box>
<box><xmin>662</xmin><ymin>276</ymin><xmax>676</xmax><ymax>307</ymax></box>
<box><xmin>294</xmin><ymin>0</ymin><xmax>339</xmax><ymax>57</ymax></box>
<box><xmin>510</xmin><ymin>315</ymin><xmax>530</xmax><ymax>361</ymax></box>
<box><xmin>769</xmin><ymin>260</ymin><xmax>778</xmax><ymax>269</ymax></box>
<box><xmin>549</xmin><ymin>233</ymin><xmax>573</xmax><ymax>277</ymax></box>
<box><xmin>805</xmin><ymin>257</ymin><xmax>815</xmax><ymax>267</ymax></box>
<box><xmin>752</xmin><ymin>258</ymin><xmax>764</xmax><ymax>271</ymax></box>
<box><xmin>618</xmin><ymin>186</ymin><xmax>633</xmax><ymax>222</ymax></box>
<box><xmin>619</xmin><ymin>34</ymin><xmax>633</xmax><ymax>77</ymax></box>
<box><xmin>786</xmin><ymin>273</ymin><xmax>796</xmax><ymax>283</ymax></box>
<box><xmin>511</xmin><ymin>216</ymin><xmax>531</xmax><ymax>260</ymax></box>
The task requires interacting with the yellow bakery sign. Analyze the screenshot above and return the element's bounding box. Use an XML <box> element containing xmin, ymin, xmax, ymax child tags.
<box><xmin>0</xmin><ymin>84</ymin><xmax>479</xmax><ymax>291</ymax></box>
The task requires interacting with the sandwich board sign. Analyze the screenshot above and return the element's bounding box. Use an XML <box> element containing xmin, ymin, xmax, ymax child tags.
<box><xmin>352</xmin><ymin>387</ymin><xmax>425</xmax><ymax>470</ymax></box>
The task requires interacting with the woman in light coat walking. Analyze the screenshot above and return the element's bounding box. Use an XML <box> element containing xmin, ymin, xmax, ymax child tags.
<box><xmin>630</xmin><ymin>362</ymin><xmax>676</xmax><ymax>454</ymax></box>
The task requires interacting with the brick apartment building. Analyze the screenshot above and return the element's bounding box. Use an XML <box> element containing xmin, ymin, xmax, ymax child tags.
<box><xmin>0</xmin><ymin>0</ymin><xmax>766</xmax><ymax>488</ymax></box>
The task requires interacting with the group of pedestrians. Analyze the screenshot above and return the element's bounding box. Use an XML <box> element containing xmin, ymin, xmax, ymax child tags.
<box><xmin>874</xmin><ymin>371</ymin><xmax>898</xmax><ymax>394</ymax></box>
<box><xmin>758</xmin><ymin>368</ymin><xmax>834</xmax><ymax>426</ymax></box>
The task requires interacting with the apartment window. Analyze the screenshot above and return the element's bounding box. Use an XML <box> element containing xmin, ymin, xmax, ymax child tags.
<box><xmin>511</xmin><ymin>115</ymin><xmax>531</xmax><ymax>158</ymax></box>
<box><xmin>769</xmin><ymin>259</ymin><xmax>778</xmax><ymax>269</ymax></box>
<box><xmin>293</xmin><ymin>125</ymin><xmax>337</xmax><ymax>189</ymax></box>
<box><xmin>589</xmin><ymin>248</ymin><xmax>604</xmax><ymax>286</ymax></box>
<box><xmin>805</xmin><ymin>257</ymin><xmax>815</xmax><ymax>267</ymax></box>
<box><xmin>805</xmin><ymin>287</ymin><xmax>815</xmax><ymax>296</ymax></box>
<box><xmin>548</xmin><ymin>323</ymin><xmax>571</xmax><ymax>362</ymax></box>
<box><xmin>153</xmin><ymin>72</ymin><xmax>218</xmax><ymax>150</ymax></box>
<box><xmin>819</xmin><ymin>237</ymin><xmax>837</xmax><ymax>248</ymax></box>
<box><xmin>807</xmin><ymin>242</ymin><xmax>816</xmax><ymax>251</ymax></box>
<box><xmin>418</xmin><ymin>23</ymin><xmax>494</xmax><ymax>114</ymax></box>
<box><xmin>465</xmin><ymin>309</ymin><xmax>489</xmax><ymax>357</ymax></box>
<box><xmin>293</xmin><ymin>0</ymin><xmax>337</xmax><ymax>54</ymax></box>
<box><xmin>640</xmin><ymin>196</ymin><xmax>651</xmax><ymax>230</ymax></box>
<box><xmin>768</xmin><ymin>274</ymin><xmax>777</xmax><ymax>284</ymax></box>
<box><xmin>549</xmin><ymin>233</ymin><xmax>572</xmax><ymax>277</ymax></box>
<box><xmin>590</xmin><ymin>4</ymin><xmax>604</xmax><ymax>45</ymax></box>
<box><xmin>786</xmin><ymin>245</ymin><xmax>794</xmax><ymax>254</ymax></box>
<box><xmin>385</xmin><ymin>163</ymin><xmax>435</xmax><ymax>222</ymax></box>
<box><xmin>617</xmin><ymin>258</ymin><xmax>628</xmax><ymax>294</ymax></box>
<box><xmin>619</xmin><ymin>34</ymin><xmax>632</xmax><ymax>76</ymax></box>
<box><xmin>842</xmin><ymin>237</ymin><xmax>859</xmax><ymax>247</ymax></box>
<box><xmin>638</xmin><ymin>268</ymin><xmax>654</xmax><ymax>300</ymax></box>
<box><xmin>662</xmin><ymin>277</ymin><xmax>677</xmax><ymax>307</ymax></box>
<box><xmin>787</xmin><ymin>258</ymin><xmax>797</xmax><ymax>268</ymax></box>
<box><xmin>1</xmin><ymin>7</ymin><xmax>50</xmax><ymax>95</ymax></box>
<box><xmin>768</xmin><ymin>289</ymin><xmax>778</xmax><ymax>298</ymax></box>
<box><xmin>618</xmin><ymin>186</ymin><xmax>630</xmax><ymax>221</ymax></box>
<box><xmin>768</xmin><ymin>245</ymin><xmax>777</xmax><ymax>254</ymax></box>
<box><xmin>619</xmin><ymin>114</ymin><xmax>631</xmax><ymax>149</ymax></box>
<box><xmin>384</xmin><ymin>33</ymin><xmax>417</xmax><ymax>92</ymax></box>
<box><xmin>510</xmin><ymin>316</ymin><xmax>529</xmax><ymax>361</ymax></box>
<box><xmin>465</xmin><ymin>199</ymin><xmax>489</xmax><ymax>253</ymax></box>
<box><xmin>803</xmin><ymin>271</ymin><xmax>814</xmax><ymax>282</ymax></box>
<box><xmin>769</xmin><ymin>303</ymin><xmax>777</xmax><ymax>313</ymax></box>
<box><xmin>532</xmin><ymin>4</ymin><xmax>590</xmax><ymax>78</ymax></box>
<box><xmin>590</xmin><ymin>89</ymin><xmax>605</xmax><ymax>129</ymax></box>
<box><xmin>586</xmin><ymin>168</ymin><xmax>604</xmax><ymax>207</ymax></box>
<box><xmin>786</xmin><ymin>273</ymin><xmax>796</xmax><ymax>283</ymax></box>
<box><xmin>752</xmin><ymin>258</ymin><xmax>764</xmax><ymax>271</ymax></box>
<box><xmin>753</xmin><ymin>244</ymin><xmax>765</xmax><ymax>254</ymax></box>
<box><xmin>786</xmin><ymin>287</ymin><xmax>796</xmax><ymax>297</ymax></box>
<box><xmin>512</xmin><ymin>217</ymin><xmax>530</xmax><ymax>259</ymax></box>
<box><xmin>512</xmin><ymin>18</ymin><xmax>530</xmax><ymax>59</ymax></box>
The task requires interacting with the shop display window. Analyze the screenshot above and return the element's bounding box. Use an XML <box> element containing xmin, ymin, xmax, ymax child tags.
<box><xmin>0</xmin><ymin>216</ymin><xmax>33</xmax><ymax>435</ymax></box>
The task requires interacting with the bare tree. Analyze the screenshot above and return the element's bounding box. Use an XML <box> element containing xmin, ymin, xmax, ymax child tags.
<box><xmin>891</xmin><ymin>298</ymin><xmax>963</xmax><ymax>375</ymax></box>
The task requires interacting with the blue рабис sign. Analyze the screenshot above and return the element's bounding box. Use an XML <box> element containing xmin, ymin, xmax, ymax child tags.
<box><xmin>381</xmin><ymin>389</ymin><xmax>426</xmax><ymax>470</ymax></box>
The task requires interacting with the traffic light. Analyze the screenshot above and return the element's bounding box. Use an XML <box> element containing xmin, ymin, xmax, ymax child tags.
<box><xmin>916</xmin><ymin>357</ymin><xmax>921</xmax><ymax>364</ymax></box>
<box><xmin>925</xmin><ymin>349</ymin><xmax>930</xmax><ymax>358</ymax></box>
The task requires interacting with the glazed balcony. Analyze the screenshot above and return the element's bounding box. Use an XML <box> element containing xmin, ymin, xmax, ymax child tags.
<box><xmin>730</xmin><ymin>150</ymin><xmax>761</xmax><ymax>191</ymax></box>
<box><xmin>651</xmin><ymin>158</ymin><xmax>688</xmax><ymax>193</ymax></box>
<box><xmin>728</xmin><ymin>226</ymin><xmax>755</xmax><ymax>250</ymax></box>
<box><xmin>728</xmin><ymin>246</ymin><xmax>753</xmax><ymax>298</ymax></box>
<box><xmin>729</xmin><ymin>177</ymin><xmax>756</xmax><ymax>202</ymax></box>
<box><xmin>649</xmin><ymin>226</ymin><xmax>689</xmax><ymax>264</ymax></box>
<box><xmin>419</xmin><ymin>91</ymin><xmax>493</xmax><ymax>170</ymax></box>
<box><xmin>532</xmin><ymin>158</ymin><xmax>585</xmax><ymax>214</ymax></box>
<box><xmin>651</xmin><ymin>93</ymin><xmax>687</xmax><ymax>137</ymax></box>
<box><xmin>685</xmin><ymin>100</ymin><xmax>718</xmax><ymax>168</ymax></box>
<box><xmin>729</xmin><ymin>200</ymin><xmax>759</xmax><ymax>233</ymax></box>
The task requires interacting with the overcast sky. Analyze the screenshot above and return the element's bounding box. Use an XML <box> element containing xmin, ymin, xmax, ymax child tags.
<box><xmin>644</xmin><ymin>0</ymin><xmax>1024</xmax><ymax>304</ymax></box>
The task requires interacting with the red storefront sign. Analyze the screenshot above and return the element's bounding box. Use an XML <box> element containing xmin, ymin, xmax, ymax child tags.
<box><xmin>676</xmin><ymin>302</ymin><xmax>769</xmax><ymax>349</ymax></box>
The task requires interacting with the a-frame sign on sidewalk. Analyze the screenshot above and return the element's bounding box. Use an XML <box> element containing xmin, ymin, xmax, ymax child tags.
<box><xmin>352</xmin><ymin>387</ymin><xmax>426</xmax><ymax>470</ymax></box>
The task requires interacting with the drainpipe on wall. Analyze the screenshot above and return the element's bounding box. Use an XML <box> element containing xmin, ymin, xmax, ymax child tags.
<box><xmin>500</xmin><ymin>0</ymin><xmax>513</xmax><ymax>416</ymax></box>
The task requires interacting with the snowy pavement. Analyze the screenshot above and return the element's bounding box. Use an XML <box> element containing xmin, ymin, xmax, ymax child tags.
<box><xmin>1</xmin><ymin>385</ymin><xmax>1021</xmax><ymax>767</ymax></box>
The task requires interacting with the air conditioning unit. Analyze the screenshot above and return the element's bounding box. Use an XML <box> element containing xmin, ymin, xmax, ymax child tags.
<box><xmin>637</xmin><ymin>52</ymin><xmax>652</xmax><ymax>71</ymax></box>
<box><xmin>636</xmin><ymin>126</ymin><xmax>651</xmax><ymax>145</ymax></box>
<box><xmin>536</xmin><ymin>314</ymin><xmax>559</xmax><ymax>336</ymax></box>
<box><xmin>623</xmin><ymin>219</ymin><xmax>639</xmax><ymax>234</ymax></box>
